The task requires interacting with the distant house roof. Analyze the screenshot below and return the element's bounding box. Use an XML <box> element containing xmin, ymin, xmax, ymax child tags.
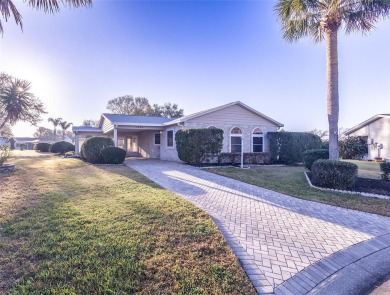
<box><xmin>14</xmin><ymin>137</ymin><xmax>54</xmax><ymax>143</ymax></box>
<box><xmin>164</xmin><ymin>101</ymin><xmax>284</xmax><ymax>127</ymax></box>
<box><xmin>72</xmin><ymin>126</ymin><xmax>103</xmax><ymax>133</ymax></box>
<box><xmin>344</xmin><ymin>114</ymin><xmax>390</xmax><ymax>135</ymax></box>
<box><xmin>101</xmin><ymin>114</ymin><xmax>173</xmax><ymax>126</ymax></box>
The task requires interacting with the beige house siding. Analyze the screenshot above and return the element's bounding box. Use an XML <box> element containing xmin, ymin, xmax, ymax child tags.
<box><xmin>102</xmin><ymin>117</ymin><xmax>113</xmax><ymax>133</ymax></box>
<box><xmin>187</xmin><ymin>104</ymin><xmax>276</xmax><ymax>126</ymax></box>
<box><xmin>184</xmin><ymin>104</ymin><xmax>280</xmax><ymax>153</ymax></box>
<box><xmin>138</xmin><ymin>131</ymin><xmax>160</xmax><ymax>158</ymax></box>
<box><xmin>160</xmin><ymin>125</ymin><xmax>182</xmax><ymax>161</ymax></box>
<box><xmin>347</xmin><ymin>117</ymin><xmax>390</xmax><ymax>160</ymax></box>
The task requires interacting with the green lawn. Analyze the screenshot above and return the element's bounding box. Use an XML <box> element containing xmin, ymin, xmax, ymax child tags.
<box><xmin>206</xmin><ymin>163</ymin><xmax>390</xmax><ymax>217</ymax></box>
<box><xmin>343</xmin><ymin>159</ymin><xmax>382</xmax><ymax>179</ymax></box>
<box><xmin>0</xmin><ymin>151</ymin><xmax>255</xmax><ymax>294</ymax></box>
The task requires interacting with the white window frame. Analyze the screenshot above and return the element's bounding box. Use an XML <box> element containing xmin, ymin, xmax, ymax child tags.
<box><xmin>154</xmin><ymin>133</ymin><xmax>161</xmax><ymax>145</ymax></box>
<box><xmin>230</xmin><ymin>127</ymin><xmax>242</xmax><ymax>153</ymax></box>
<box><xmin>252</xmin><ymin>127</ymin><xmax>264</xmax><ymax>153</ymax></box>
<box><xmin>166</xmin><ymin>129</ymin><xmax>174</xmax><ymax>148</ymax></box>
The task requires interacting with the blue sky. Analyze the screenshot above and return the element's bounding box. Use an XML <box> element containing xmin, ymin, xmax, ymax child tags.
<box><xmin>1</xmin><ymin>0</ymin><xmax>389</xmax><ymax>137</ymax></box>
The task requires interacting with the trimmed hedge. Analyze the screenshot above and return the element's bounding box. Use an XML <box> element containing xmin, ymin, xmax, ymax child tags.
<box><xmin>101</xmin><ymin>147</ymin><xmax>126</xmax><ymax>164</ymax></box>
<box><xmin>380</xmin><ymin>162</ymin><xmax>390</xmax><ymax>181</ymax></box>
<box><xmin>339</xmin><ymin>136</ymin><xmax>368</xmax><ymax>159</ymax></box>
<box><xmin>176</xmin><ymin>128</ymin><xmax>223</xmax><ymax>165</ymax></box>
<box><xmin>81</xmin><ymin>137</ymin><xmax>114</xmax><ymax>164</ymax></box>
<box><xmin>303</xmin><ymin>149</ymin><xmax>329</xmax><ymax>171</ymax></box>
<box><xmin>50</xmin><ymin>141</ymin><xmax>75</xmax><ymax>155</ymax></box>
<box><xmin>267</xmin><ymin>132</ymin><xmax>322</xmax><ymax>164</ymax></box>
<box><xmin>200</xmin><ymin>152</ymin><xmax>270</xmax><ymax>165</ymax></box>
<box><xmin>34</xmin><ymin>142</ymin><xmax>51</xmax><ymax>152</ymax></box>
<box><xmin>311</xmin><ymin>160</ymin><xmax>358</xmax><ymax>190</ymax></box>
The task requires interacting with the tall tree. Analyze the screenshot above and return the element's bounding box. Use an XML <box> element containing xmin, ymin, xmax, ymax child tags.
<box><xmin>0</xmin><ymin>0</ymin><xmax>92</xmax><ymax>34</ymax></box>
<box><xmin>59</xmin><ymin>121</ymin><xmax>72</xmax><ymax>140</ymax></box>
<box><xmin>82</xmin><ymin>119</ymin><xmax>100</xmax><ymax>127</ymax></box>
<box><xmin>33</xmin><ymin>126</ymin><xmax>54</xmax><ymax>138</ymax></box>
<box><xmin>0</xmin><ymin>73</ymin><xmax>46</xmax><ymax>129</ymax></box>
<box><xmin>152</xmin><ymin>102</ymin><xmax>184</xmax><ymax>118</ymax></box>
<box><xmin>48</xmin><ymin>117</ymin><xmax>62</xmax><ymax>140</ymax></box>
<box><xmin>275</xmin><ymin>0</ymin><xmax>390</xmax><ymax>160</ymax></box>
<box><xmin>106</xmin><ymin>96</ymin><xmax>153</xmax><ymax>115</ymax></box>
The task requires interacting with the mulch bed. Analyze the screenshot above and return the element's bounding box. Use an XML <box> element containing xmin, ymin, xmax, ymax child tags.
<box><xmin>354</xmin><ymin>177</ymin><xmax>390</xmax><ymax>196</ymax></box>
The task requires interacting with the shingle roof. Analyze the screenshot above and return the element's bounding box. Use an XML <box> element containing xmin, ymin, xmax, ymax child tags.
<box><xmin>102</xmin><ymin>114</ymin><xmax>173</xmax><ymax>125</ymax></box>
<box><xmin>72</xmin><ymin>126</ymin><xmax>103</xmax><ymax>132</ymax></box>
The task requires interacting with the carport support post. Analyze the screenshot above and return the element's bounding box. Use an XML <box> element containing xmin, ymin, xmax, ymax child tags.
<box><xmin>114</xmin><ymin>126</ymin><xmax>118</xmax><ymax>147</ymax></box>
<box><xmin>74</xmin><ymin>132</ymin><xmax>79</xmax><ymax>156</ymax></box>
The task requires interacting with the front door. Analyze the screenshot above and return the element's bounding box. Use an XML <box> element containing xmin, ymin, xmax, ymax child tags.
<box><xmin>126</xmin><ymin>136</ymin><xmax>139</xmax><ymax>155</ymax></box>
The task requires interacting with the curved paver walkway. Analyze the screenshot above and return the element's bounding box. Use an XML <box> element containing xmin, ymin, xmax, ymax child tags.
<box><xmin>126</xmin><ymin>159</ymin><xmax>390</xmax><ymax>294</ymax></box>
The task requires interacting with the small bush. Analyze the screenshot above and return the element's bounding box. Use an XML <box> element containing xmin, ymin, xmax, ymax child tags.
<box><xmin>0</xmin><ymin>144</ymin><xmax>12</xmax><ymax>166</ymax></box>
<box><xmin>81</xmin><ymin>137</ymin><xmax>114</xmax><ymax>164</ymax></box>
<box><xmin>50</xmin><ymin>141</ymin><xmax>75</xmax><ymax>155</ymax></box>
<box><xmin>311</xmin><ymin>160</ymin><xmax>358</xmax><ymax>190</ymax></box>
<box><xmin>19</xmin><ymin>144</ymin><xmax>26</xmax><ymax>151</ymax></box>
<box><xmin>339</xmin><ymin>136</ymin><xmax>368</xmax><ymax>159</ymax></box>
<box><xmin>380</xmin><ymin>162</ymin><xmax>390</xmax><ymax>181</ymax></box>
<box><xmin>201</xmin><ymin>152</ymin><xmax>270</xmax><ymax>165</ymax></box>
<box><xmin>101</xmin><ymin>147</ymin><xmax>126</xmax><ymax>164</ymax></box>
<box><xmin>34</xmin><ymin>142</ymin><xmax>51</xmax><ymax>152</ymax></box>
<box><xmin>303</xmin><ymin>149</ymin><xmax>329</xmax><ymax>170</ymax></box>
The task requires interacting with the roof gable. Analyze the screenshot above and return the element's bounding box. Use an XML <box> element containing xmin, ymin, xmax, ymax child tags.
<box><xmin>344</xmin><ymin>114</ymin><xmax>390</xmax><ymax>135</ymax></box>
<box><xmin>165</xmin><ymin>101</ymin><xmax>283</xmax><ymax>127</ymax></box>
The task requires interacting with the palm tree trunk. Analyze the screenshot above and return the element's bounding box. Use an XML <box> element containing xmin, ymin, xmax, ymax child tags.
<box><xmin>325</xmin><ymin>28</ymin><xmax>339</xmax><ymax>160</ymax></box>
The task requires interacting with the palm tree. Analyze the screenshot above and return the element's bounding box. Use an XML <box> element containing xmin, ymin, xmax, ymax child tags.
<box><xmin>0</xmin><ymin>0</ymin><xmax>92</xmax><ymax>34</ymax></box>
<box><xmin>275</xmin><ymin>0</ymin><xmax>390</xmax><ymax>160</ymax></box>
<box><xmin>0</xmin><ymin>74</ymin><xmax>46</xmax><ymax>129</ymax></box>
<box><xmin>59</xmin><ymin>121</ymin><xmax>72</xmax><ymax>140</ymax></box>
<box><xmin>48</xmin><ymin>117</ymin><xmax>62</xmax><ymax>140</ymax></box>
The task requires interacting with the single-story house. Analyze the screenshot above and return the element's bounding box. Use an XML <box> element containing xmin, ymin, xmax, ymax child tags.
<box><xmin>72</xmin><ymin>101</ymin><xmax>284</xmax><ymax>161</ymax></box>
<box><xmin>344</xmin><ymin>114</ymin><xmax>390</xmax><ymax>160</ymax></box>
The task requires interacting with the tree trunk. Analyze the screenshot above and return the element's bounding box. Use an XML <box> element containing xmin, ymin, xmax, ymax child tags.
<box><xmin>325</xmin><ymin>28</ymin><xmax>339</xmax><ymax>160</ymax></box>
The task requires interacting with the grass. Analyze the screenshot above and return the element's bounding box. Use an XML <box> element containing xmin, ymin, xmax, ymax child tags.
<box><xmin>343</xmin><ymin>159</ymin><xmax>382</xmax><ymax>179</ymax></box>
<box><xmin>0</xmin><ymin>151</ymin><xmax>255</xmax><ymax>294</ymax></box>
<box><xmin>206</xmin><ymin>163</ymin><xmax>390</xmax><ymax>217</ymax></box>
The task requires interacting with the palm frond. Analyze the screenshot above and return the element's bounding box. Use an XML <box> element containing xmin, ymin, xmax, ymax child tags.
<box><xmin>0</xmin><ymin>0</ymin><xmax>23</xmax><ymax>34</ymax></box>
<box><xmin>25</xmin><ymin>0</ymin><xmax>92</xmax><ymax>13</ymax></box>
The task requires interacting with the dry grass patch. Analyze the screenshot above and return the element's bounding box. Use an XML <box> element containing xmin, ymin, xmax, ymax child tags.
<box><xmin>0</xmin><ymin>152</ymin><xmax>255</xmax><ymax>294</ymax></box>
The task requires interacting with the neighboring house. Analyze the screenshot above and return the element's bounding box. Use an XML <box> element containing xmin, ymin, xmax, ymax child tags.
<box><xmin>344</xmin><ymin>114</ymin><xmax>390</xmax><ymax>160</ymax></box>
<box><xmin>72</xmin><ymin>101</ymin><xmax>284</xmax><ymax>161</ymax></box>
<box><xmin>13</xmin><ymin>137</ymin><xmax>68</xmax><ymax>150</ymax></box>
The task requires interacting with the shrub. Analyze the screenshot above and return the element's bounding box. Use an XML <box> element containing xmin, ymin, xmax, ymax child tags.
<box><xmin>19</xmin><ymin>144</ymin><xmax>26</xmax><ymax>151</ymax></box>
<box><xmin>339</xmin><ymin>136</ymin><xmax>368</xmax><ymax>159</ymax></box>
<box><xmin>34</xmin><ymin>142</ymin><xmax>51</xmax><ymax>152</ymax></box>
<box><xmin>380</xmin><ymin>162</ymin><xmax>390</xmax><ymax>181</ymax></box>
<box><xmin>0</xmin><ymin>144</ymin><xmax>12</xmax><ymax>166</ymax></box>
<box><xmin>303</xmin><ymin>149</ymin><xmax>329</xmax><ymax>170</ymax></box>
<box><xmin>267</xmin><ymin>132</ymin><xmax>322</xmax><ymax>164</ymax></box>
<box><xmin>311</xmin><ymin>160</ymin><xmax>358</xmax><ymax>190</ymax></box>
<box><xmin>176</xmin><ymin>128</ymin><xmax>224</xmax><ymax>165</ymax></box>
<box><xmin>50</xmin><ymin>141</ymin><xmax>75</xmax><ymax>155</ymax></box>
<box><xmin>81</xmin><ymin>137</ymin><xmax>114</xmax><ymax>164</ymax></box>
<box><xmin>101</xmin><ymin>147</ymin><xmax>126</xmax><ymax>164</ymax></box>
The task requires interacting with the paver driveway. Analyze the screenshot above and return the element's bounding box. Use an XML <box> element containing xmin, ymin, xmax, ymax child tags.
<box><xmin>126</xmin><ymin>159</ymin><xmax>390</xmax><ymax>294</ymax></box>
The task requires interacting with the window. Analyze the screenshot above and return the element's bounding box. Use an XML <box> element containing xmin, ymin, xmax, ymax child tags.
<box><xmin>252</xmin><ymin>128</ymin><xmax>263</xmax><ymax>152</ymax></box>
<box><xmin>167</xmin><ymin>130</ymin><xmax>174</xmax><ymax>147</ymax></box>
<box><xmin>154</xmin><ymin>133</ymin><xmax>161</xmax><ymax>145</ymax></box>
<box><xmin>230</xmin><ymin>127</ymin><xmax>242</xmax><ymax>153</ymax></box>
